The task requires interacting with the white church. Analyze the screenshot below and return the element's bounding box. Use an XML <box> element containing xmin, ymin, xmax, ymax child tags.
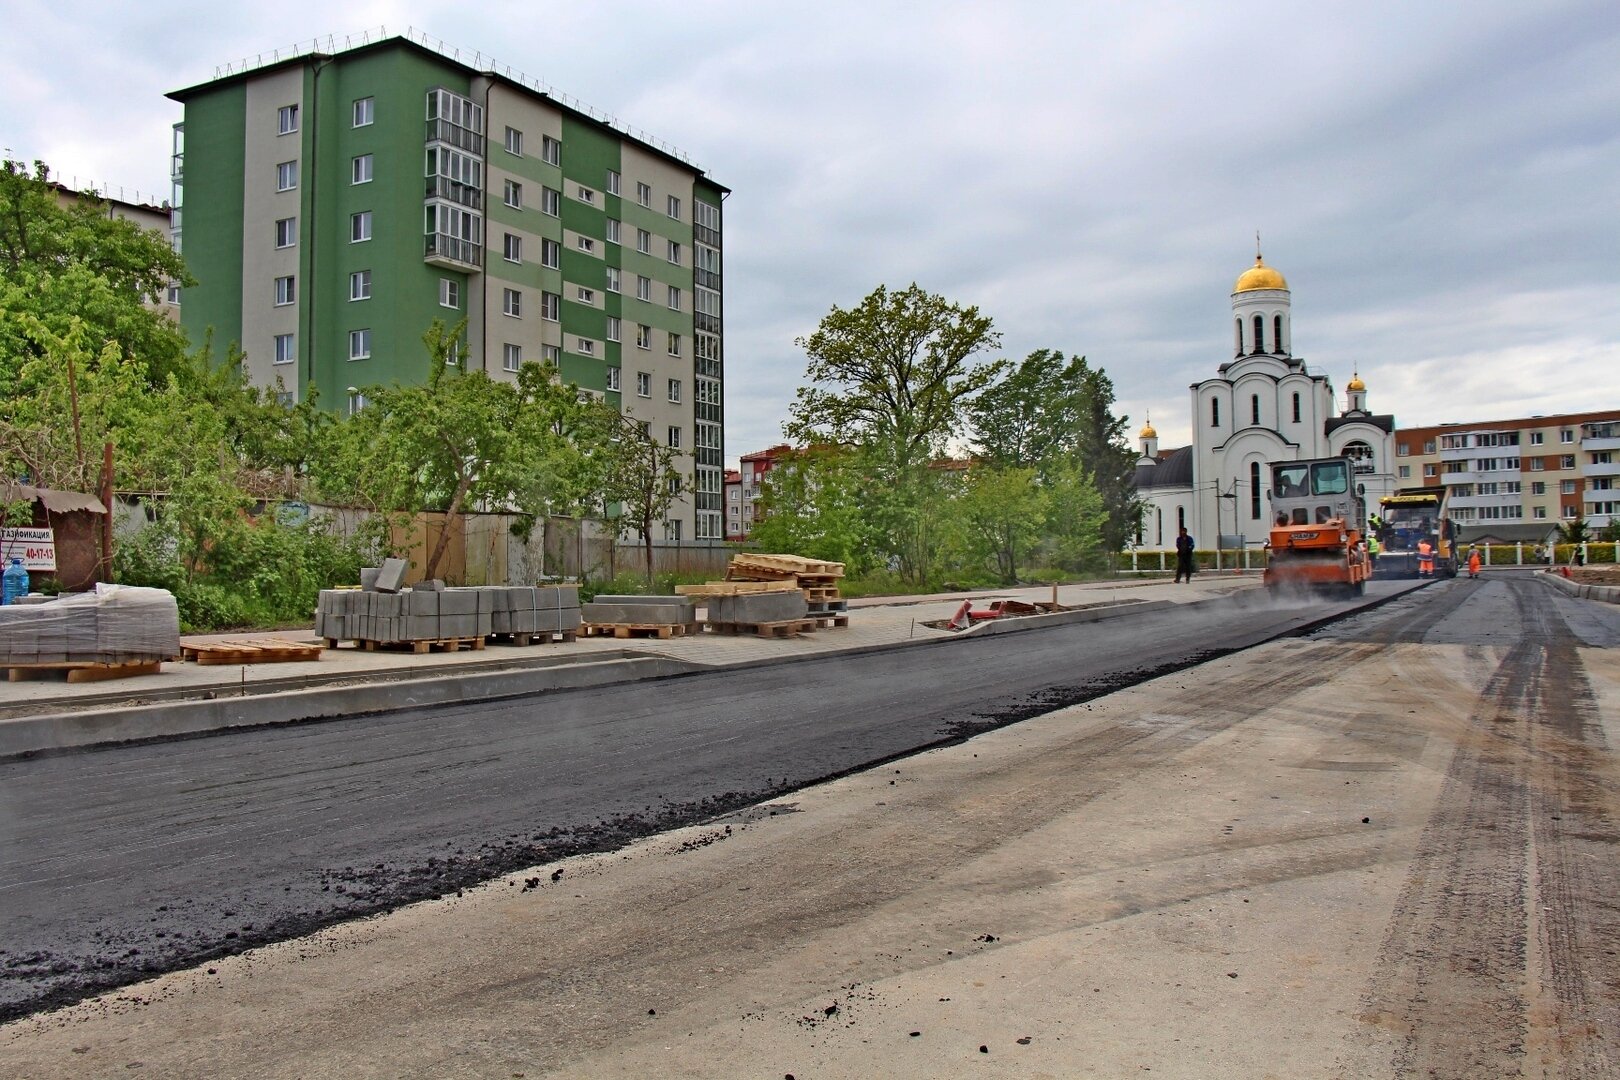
<box><xmin>1133</xmin><ymin>253</ymin><xmax>1397</xmax><ymax>549</ymax></box>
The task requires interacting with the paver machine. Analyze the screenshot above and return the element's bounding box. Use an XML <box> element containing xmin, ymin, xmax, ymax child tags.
<box><xmin>1370</xmin><ymin>488</ymin><xmax>1457</xmax><ymax>579</ymax></box>
<box><xmin>1262</xmin><ymin>456</ymin><xmax>1372</xmax><ymax>596</ymax></box>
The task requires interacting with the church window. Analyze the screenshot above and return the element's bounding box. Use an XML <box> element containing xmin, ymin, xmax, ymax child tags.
<box><xmin>1253</xmin><ymin>315</ymin><xmax>1265</xmax><ymax>353</ymax></box>
<box><xmin>1292</xmin><ymin>392</ymin><xmax>1301</xmax><ymax>423</ymax></box>
<box><xmin>1235</xmin><ymin>319</ymin><xmax>1243</xmax><ymax>354</ymax></box>
<box><xmin>1251</xmin><ymin>394</ymin><xmax>1260</xmax><ymax>426</ymax></box>
<box><xmin>1274</xmin><ymin>315</ymin><xmax>1284</xmax><ymax>354</ymax></box>
<box><xmin>1211</xmin><ymin>398</ymin><xmax>1220</xmax><ymax>427</ymax></box>
<box><xmin>1250</xmin><ymin>461</ymin><xmax>1261</xmax><ymax>520</ymax></box>
<box><xmin>1177</xmin><ymin>505</ymin><xmax>1186</xmax><ymax>531</ymax></box>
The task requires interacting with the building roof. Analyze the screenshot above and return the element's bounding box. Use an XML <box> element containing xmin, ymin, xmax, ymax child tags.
<box><xmin>0</xmin><ymin>483</ymin><xmax>107</xmax><ymax>515</ymax></box>
<box><xmin>1133</xmin><ymin>445</ymin><xmax>1193</xmax><ymax>491</ymax></box>
<box><xmin>1325</xmin><ymin>413</ymin><xmax>1395</xmax><ymax>434</ymax></box>
<box><xmin>739</xmin><ymin>444</ymin><xmax>792</xmax><ymax>464</ymax></box>
<box><xmin>167</xmin><ymin>33</ymin><xmax>727</xmax><ymax>190</ymax></box>
<box><xmin>1233</xmin><ymin>255</ymin><xmax>1288</xmax><ymax>293</ymax></box>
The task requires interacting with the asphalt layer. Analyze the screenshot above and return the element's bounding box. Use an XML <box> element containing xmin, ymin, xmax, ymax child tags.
<box><xmin>0</xmin><ymin>581</ymin><xmax>1426</xmax><ymax>1021</ymax></box>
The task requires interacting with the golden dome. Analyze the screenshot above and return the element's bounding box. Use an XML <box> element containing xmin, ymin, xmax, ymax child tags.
<box><xmin>1347</xmin><ymin>372</ymin><xmax>1366</xmax><ymax>392</ymax></box>
<box><xmin>1139</xmin><ymin>419</ymin><xmax>1157</xmax><ymax>439</ymax></box>
<box><xmin>1234</xmin><ymin>255</ymin><xmax>1288</xmax><ymax>293</ymax></box>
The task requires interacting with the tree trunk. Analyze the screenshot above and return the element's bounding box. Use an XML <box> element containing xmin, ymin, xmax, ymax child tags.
<box><xmin>423</xmin><ymin>472</ymin><xmax>475</xmax><ymax>582</ymax></box>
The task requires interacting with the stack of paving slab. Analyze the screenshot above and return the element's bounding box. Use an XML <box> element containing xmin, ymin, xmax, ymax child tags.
<box><xmin>675</xmin><ymin>579</ymin><xmax>811</xmax><ymax>635</ymax></box>
<box><xmin>0</xmin><ymin>584</ymin><xmax>181</xmax><ymax>675</ymax></box>
<box><xmin>315</xmin><ymin>561</ymin><xmax>581</xmax><ymax>650</ymax></box>
<box><xmin>579</xmin><ymin>595</ymin><xmax>698</xmax><ymax>639</ymax></box>
<box><xmin>717</xmin><ymin>553</ymin><xmax>849</xmax><ymax>629</ymax></box>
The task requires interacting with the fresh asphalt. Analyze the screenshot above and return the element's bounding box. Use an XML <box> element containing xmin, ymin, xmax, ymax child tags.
<box><xmin>0</xmin><ymin>580</ymin><xmax>1429</xmax><ymax>1021</ymax></box>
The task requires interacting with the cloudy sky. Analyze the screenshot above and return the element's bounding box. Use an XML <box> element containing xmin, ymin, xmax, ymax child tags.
<box><xmin>9</xmin><ymin>1</ymin><xmax>1619</xmax><ymax>461</ymax></box>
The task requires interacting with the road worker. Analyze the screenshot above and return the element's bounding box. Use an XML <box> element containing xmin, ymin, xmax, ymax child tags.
<box><xmin>1417</xmin><ymin>539</ymin><xmax>1434</xmax><ymax>577</ymax></box>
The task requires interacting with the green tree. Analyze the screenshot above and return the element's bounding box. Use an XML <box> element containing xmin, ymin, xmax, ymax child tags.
<box><xmin>319</xmin><ymin>320</ymin><xmax>593</xmax><ymax>581</ymax></box>
<box><xmin>592</xmin><ymin>406</ymin><xmax>682</xmax><ymax>588</ymax></box>
<box><xmin>954</xmin><ymin>464</ymin><xmax>1048</xmax><ymax>584</ymax></box>
<box><xmin>785</xmin><ymin>284</ymin><xmax>1001</xmax><ymax>584</ymax></box>
<box><xmin>747</xmin><ymin>446</ymin><xmax>877</xmax><ymax>571</ymax></box>
<box><xmin>0</xmin><ymin>159</ymin><xmax>192</xmax><ymax>390</ymax></box>
<box><xmin>1556</xmin><ymin>518</ymin><xmax>1591</xmax><ymax>545</ymax></box>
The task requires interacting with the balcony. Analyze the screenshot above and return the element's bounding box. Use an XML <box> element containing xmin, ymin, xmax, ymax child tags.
<box><xmin>1582</xmin><ymin>435</ymin><xmax>1620</xmax><ymax>453</ymax></box>
<box><xmin>425</xmin><ymin>119</ymin><xmax>484</xmax><ymax>156</ymax></box>
<box><xmin>1447</xmin><ymin>492</ymin><xmax>1524</xmax><ymax>510</ymax></box>
<box><xmin>425</xmin><ymin>176</ymin><xmax>482</xmax><ymax>211</ymax></box>
<box><xmin>424</xmin><ymin>233</ymin><xmax>482</xmax><ymax>272</ymax></box>
<box><xmin>1586</xmin><ymin>460</ymin><xmax>1620</xmax><ymax>478</ymax></box>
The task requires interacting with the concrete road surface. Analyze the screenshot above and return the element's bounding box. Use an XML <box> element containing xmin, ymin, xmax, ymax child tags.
<box><xmin>4</xmin><ymin>574</ymin><xmax>1619</xmax><ymax>1078</ymax></box>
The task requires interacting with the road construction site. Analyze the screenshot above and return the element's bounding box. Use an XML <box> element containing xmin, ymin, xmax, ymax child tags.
<box><xmin>3</xmin><ymin>570</ymin><xmax>1618</xmax><ymax>1078</ymax></box>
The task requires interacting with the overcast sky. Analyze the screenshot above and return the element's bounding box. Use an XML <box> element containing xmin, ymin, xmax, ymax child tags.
<box><xmin>9</xmin><ymin>1</ymin><xmax>1619</xmax><ymax>462</ymax></box>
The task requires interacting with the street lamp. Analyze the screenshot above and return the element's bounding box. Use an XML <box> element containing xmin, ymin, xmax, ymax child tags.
<box><xmin>1220</xmin><ymin>482</ymin><xmax>1239</xmax><ymax>569</ymax></box>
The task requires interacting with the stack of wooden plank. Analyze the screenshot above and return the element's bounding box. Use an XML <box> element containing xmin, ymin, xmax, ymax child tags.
<box><xmin>712</xmin><ymin>554</ymin><xmax>851</xmax><ymax>631</ymax></box>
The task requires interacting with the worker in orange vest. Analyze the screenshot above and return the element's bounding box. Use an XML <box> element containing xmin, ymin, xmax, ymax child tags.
<box><xmin>1467</xmin><ymin>546</ymin><xmax>1482</xmax><ymax>579</ymax></box>
<box><xmin>1417</xmin><ymin>539</ymin><xmax>1434</xmax><ymax>577</ymax></box>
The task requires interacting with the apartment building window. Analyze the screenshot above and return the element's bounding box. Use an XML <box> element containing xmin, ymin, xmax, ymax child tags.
<box><xmin>1535</xmin><ymin>507</ymin><xmax>1548</xmax><ymax>519</ymax></box>
<box><xmin>542</xmin><ymin>187</ymin><xmax>560</xmax><ymax>216</ymax></box>
<box><xmin>636</xmin><ymin>181</ymin><xmax>652</xmax><ymax>207</ymax></box>
<box><xmin>636</xmin><ymin>371</ymin><xmax>651</xmax><ymax>397</ymax></box>
<box><xmin>1529</xmin><ymin>432</ymin><xmax>1544</xmax><ymax>445</ymax></box>
<box><xmin>577</xmin><ymin>287</ymin><xmax>595</xmax><ymax>304</ymax></box>
<box><xmin>605</xmin><ymin>267</ymin><xmax>621</xmax><ymax>293</ymax></box>
<box><xmin>539</xmin><ymin>238</ymin><xmax>560</xmax><ymax>269</ymax></box>
<box><xmin>540</xmin><ymin>291</ymin><xmax>560</xmax><ymax>321</ymax></box>
<box><xmin>1423</xmin><ymin>464</ymin><xmax>1437</xmax><ymax>478</ymax></box>
<box><xmin>636</xmin><ymin>275</ymin><xmax>651</xmax><ymax>302</ymax></box>
<box><xmin>541</xmin><ymin>135</ymin><xmax>561</xmax><ymax>166</ymax></box>
<box><xmin>347</xmin><ymin>391</ymin><xmax>368</xmax><ymax>415</ymax></box>
<box><xmin>350</xmin><ymin>211</ymin><xmax>372</xmax><ymax>242</ymax></box>
<box><xmin>1564</xmin><ymin>506</ymin><xmax>1578</xmax><ymax>518</ymax></box>
<box><xmin>1561</xmin><ymin>455</ymin><xmax>1576</xmax><ymax>469</ymax></box>
<box><xmin>664</xmin><ymin>518</ymin><xmax>682</xmax><ymax>542</ymax></box>
<box><xmin>542</xmin><ymin>344</ymin><xmax>559</xmax><ymax>364</ymax></box>
<box><xmin>504</xmin><ymin>179</ymin><xmax>523</xmax><ymax>208</ymax></box>
<box><xmin>577</xmin><ymin>185</ymin><xmax>595</xmax><ymax>204</ymax></box>
<box><xmin>1561</xmin><ymin>429</ymin><xmax>1574</xmax><ymax>443</ymax></box>
<box><xmin>606</xmin><ymin>317</ymin><xmax>621</xmax><ymax>342</ymax></box>
<box><xmin>273</xmin><ymin>275</ymin><xmax>295</xmax><ymax>306</ymax></box>
<box><xmin>349</xmin><ymin>270</ymin><xmax>371</xmax><ymax>301</ymax></box>
<box><xmin>504</xmin><ymin>233</ymin><xmax>522</xmax><ymax>263</ymax></box>
<box><xmin>1531</xmin><ymin>457</ymin><xmax>1545</xmax><ymax>471</ymax></box>
<box><xmin>500</xmin><ymin>126</ymin><xmax>522</xmax><ymax>155</ymax></box>
<box><xmin>273</xmin><ymin>333</ymin><xmax>295</xmax><ymax>365</ymax></box>
<box><xmin>352</xmin><ymin>154</ymin><xmax>373</xmax><ymax>184</ymax></box>
<box><xmin>276</xmin><ymin>161</ymin><xmax>298</xmax><ymax>191</ymax></box>
<box><xmin>503</xmin><ymin>343</ymin><xmax>522</xmax><ymax>372</ymax></box>
<box><xmin>668</xmin><ymin>240</ymin><xmax>681</xmax><ymax>265</ymax></box>
<box><xmin>503</xmin><ymin>288</ymin><xmax>522</xmax><ymax>317</ymax></box>
<box><xmin>636</xmin><ymin>228</ymin><xmax>651</xmax><ymax>254</ymax></box>
<box><xmin>440</xmin><ymin>279</ymin><xmax>460</xmax><ymax>308</ymax></box>
<box><xmin>352</xmin><ymin>97</ymin><xmax>374</xmax><ymax>127</ymax></box>
<box><xmin>1398</xmin><ymin>465</ymin><xmax>1410</xmax><ymax>479</ymax></box>
<box><xmin>605</xmin><ymin>219</ymin><xmax>620</xmax><ymax>244</ymax></box>
<box><xmin>278</xmin><ymin>104</ymin><xmax>299</xmax><ymax>135</ymax></box>
<box><xmin>1561</xmin><ymin>480</ymin><xmax>1577</xmax><ymax>494</ymax></box>
<box><xmin>577</xmin><ymin>338</ymin><xmax>595</xmax><ymax>356</ymax></box>
<box><xmin>667</xmin><ymin>285</ymin><xmax>682</xmax><ymax>311</ymax></box>
<box><xmin>668</xmin><ymin>334</ymin><xmax>681</xmax><ymax>358</ymax></box>
<box><xmin>1397</xmin><ymin>443</ymin><xmax>1409</xmax><ymax>457</ymax></box>
<box><xmin>606</xmin><ymin>169</ymin><xmax>621</xmax><ymax>196</ymax></box>
<box><xmin>667</xmin><ymin>426</ymin><xmax>682</xmax><ymax>449</ymax></box>
<box><xmin>349</xmin><ymin>329</ymin><xmax>371</xmax><ymax>360</ymax></box>
<box><xmin>606</xmin><ymin>366</ymin><xmax>621</xmax><ymax>391</ymax></box>
<box><xmin>274</xmin><ymin>217</ymin><xmax>296</xmax><ymax>248</ymax></box>
<box><xmin>577</xmin><ymin>236</ymin><xmax>595</xmax><ymax>254</ymax></box>
<box><xmin>1531</xmin><ymin>481</ymin><xmax>1546</xmax><ymax>495</ymax></box>
<box><xmin>636</xmin><ymin>324</ymin><xmax>651</xmax><ymax>349</ymax></box>
<box><xmin>1424</xmin><ymin>440</ymin><xmax>1436</xmax><ymax>453</ymax></box>
<box><xmin>666</xmin><ymin>195</ymin><xmax>681</xmax><ymax>219</ymax></box>
<box><xmin>668</xmin><ymin>378</ymin><xmax>682</xmax><ymax>402</ymax></box>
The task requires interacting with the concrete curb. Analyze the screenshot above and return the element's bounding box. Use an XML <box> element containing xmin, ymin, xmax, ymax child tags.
<box><xmin>1538</xmin><ymin>570</ymin><xmax>1620</xmax><ymax>605</ymax></box>
<box><xmin>0</xmin><ymin>655</ymin><xmax>693</xmax><ymax>760</ymax></box>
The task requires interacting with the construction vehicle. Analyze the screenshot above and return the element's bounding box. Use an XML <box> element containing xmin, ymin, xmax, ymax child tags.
<box><xmin>1262</xmin><ymin>456</ymin><xmax>1372</xmax><ymax>596</ymax></box>
<box><xmin>1370</xmin><ymin>488</ymin><xmax>1457</xmax><ymax>579</ymax></box>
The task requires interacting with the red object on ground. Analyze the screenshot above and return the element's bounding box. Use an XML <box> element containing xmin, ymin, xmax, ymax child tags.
<box><xmin>1560</xmin><ymin>566</ymin><xmax>1573</xmax><ymax>578</ymax></box>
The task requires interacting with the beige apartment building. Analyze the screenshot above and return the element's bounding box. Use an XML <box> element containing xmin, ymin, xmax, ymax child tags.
<box><xmin>1393</xmin><ymin>409</ymin><xmax>1620</xmax><ymax>540</ymax></box>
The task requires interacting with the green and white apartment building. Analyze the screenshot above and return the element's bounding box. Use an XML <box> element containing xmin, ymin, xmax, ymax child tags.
<box><xmin>168</xmin><ymin>33</ymin><xmax>729</xmax><ymax>541</ymax></box>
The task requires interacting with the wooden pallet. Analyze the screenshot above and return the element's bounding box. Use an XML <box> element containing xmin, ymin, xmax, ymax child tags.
<box><xmin>580</xmin><ymin>622</ymin><xmax>691</xmax><ymax>640</ymax></box>
<box><xmin>802</xmin><ymin>586</ymin><xmax>843</xmax><ymax>602</ymax></box>
<box><xmin>182</xmin><ymin>637</ymin><xmax>324</xmax><ymax>665</ymax></box>
<box><xmin>808</xmin><ymin>614</ymin><xmax>850</xmax><ymax>629</ymax></box>
<box><xmin>7</xmin><ymin>660</ymin><xmax>165</xmax><ymax>683</ymax></box>
<box><xmin>807</xmin><ymin>600</ymin><xmax>849</xmax><ymax>614</ymax></box>
<box><xmin>726</xmin><ymin>553</ymin><xmax>846</xmax><ymax>580</ymax></box>
<box><xmin>675</xmin><ymin>580</ymin><xmax>802</xmax><ymax>597</ymax></box>
<box><xmin>329</xmin><ymin>636</ymin><xmax>487</xmax><ymax>654</ymax></box>
<box><xmin>487</xmin><ymin>629</ymin><xmax>578</xmax><ymax>646</ymax></box>
<box><xmin>702</xmin><ymin>618</ymin><xmax>815</xmax><ymax>639</ymax></box>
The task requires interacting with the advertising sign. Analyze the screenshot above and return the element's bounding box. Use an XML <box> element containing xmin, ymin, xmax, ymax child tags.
<box><xmin>0</xmin><ymin>527</ymin><xmax>56</xmax><ymax>571</ymax></box>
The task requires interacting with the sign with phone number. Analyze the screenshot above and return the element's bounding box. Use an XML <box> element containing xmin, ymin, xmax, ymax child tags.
<box><xmin>0</xmin><ymin>527</ymin><xmax>56</xmax><ymax>571</ymax></box>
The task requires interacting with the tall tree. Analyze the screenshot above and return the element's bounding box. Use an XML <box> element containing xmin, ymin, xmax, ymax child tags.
<box><xmin>954</xmin><ymin>464</ymin><xmax>1048</xmax><ymax>585</ymax></box>
<box><xmin>593</xmin><ymin>406</ymin><xmax>682</xmax><ymax>588</ymax></box>
<box><xmin>748</xmin><ymin>445</ymin><xmax>877</xmax><ymax>572</ymax></box>
<box><xmin>786</xmin><ymin>284</ymin><xmax>1001</xmax><ymax>585</ymax></box>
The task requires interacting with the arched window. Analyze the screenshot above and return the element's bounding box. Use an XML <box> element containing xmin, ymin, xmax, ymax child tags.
<box><xmin>1274</xmin><ymin>314</ymin><xmax>1284</xmax><ymax>354</ymax></box>
<box><xmin>1292</xmin><ymin>392</ymin><xmax>1301</xmax><ymax>423</ymax></box>
<box><xmin>1211</xmin><ymin>397</ymin><xmax>1220</xmax><ymax>427</ymax></box>
<box><xmin>1251</xmin><ymin>394</ymin><xmax>1261</xmax><ymax>426</ymax></box>
<box><xmin>1177</xmin><ymin>505</ymin><xmax>1186</xmax><ymax>531</ymax></box>
<box><xmin>1250</xmin><ymin>461</ymin><xmax>1261</xmax><ymax>519</ymax></box>
<box><xmin>1156</xmin><ymin>508</ymin><xmax>1163</xmax><ymax>547</ymax></box>
<box><xmin>1235</xmin><ymin>318</ymin><xmax>1243</xmax><ymax>354</ymax></box>
<box><xmin>1253</xmin><ymin>314</ymin><xmax>1265</xmax><ymax>353</ymax></box>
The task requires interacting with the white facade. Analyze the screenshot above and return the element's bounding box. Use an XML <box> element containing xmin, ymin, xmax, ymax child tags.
<box><xmin>1134</xmin><ymin>255</ymin><xmax>1397</xmax><ymax>548</ymax></box>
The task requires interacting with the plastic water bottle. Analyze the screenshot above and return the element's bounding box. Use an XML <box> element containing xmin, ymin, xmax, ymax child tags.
<box><xmin>2</xmin><ymin>557</ymin><xmax>28</xmax><ymax>605</ymax></box>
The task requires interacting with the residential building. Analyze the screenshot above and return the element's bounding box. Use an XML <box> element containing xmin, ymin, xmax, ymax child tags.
<box><xmin>1133</xmin><ymin>253</ymin><xmax>1396</xmax><ymax>548</ymax></box>
<box><xmin>50</xmin><ymin>182</ymin><xmax>181</xmax><ymax>319</ymax></box>
<box><xmin>1393</xmin><ymin>409</ymin><xmax>1620</xmax><ymax>539</ymax></box>
<box><xmin>723</xmin><ymin>468</ymin><xmax>743</xmax><ymax>541</ymax></box>
<box><xmin>166</xmin><ymin>32</ymin><xmax>728</xmax><ymax>540</ymax></box>
<box><xmin>736</xmin><ymin>445</ymin><xmax>792</xmax><ymax>540</ymax></box>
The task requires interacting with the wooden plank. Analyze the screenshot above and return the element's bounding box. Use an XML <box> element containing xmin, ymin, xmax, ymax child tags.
<box><xmin>676</xmin><ymin>581</ymin><xmax>801</xmax><ymax>597</ymax></box>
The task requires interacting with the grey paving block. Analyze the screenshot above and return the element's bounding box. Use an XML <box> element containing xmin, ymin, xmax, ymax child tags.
<box><xmin>374</xmin><ymin>558</ymin><xmax>409</xmax><ymax>594</ymax></box>
<box><xmin>708</xmin><ymin>591</ymin><xmax>809</xmax><ymax>625</ymax></box>
<box><xmin>438</xmin><ymin>590</ymin><xmax>479</xmax><ymax>616</ymax></box>
<box><xmin>359</xmin><ymin>567</ymin><xmax>380</xmax><ymax>591</ymax></box>
<box><xmin>581</xmin><ymin>599</ymin><xmax>696</xmax><ymax>626</ymax></box>
<box><xmin>406</xmin><ymin>591</ymin><xmax>441</xmax><ymax>616</ymax></box>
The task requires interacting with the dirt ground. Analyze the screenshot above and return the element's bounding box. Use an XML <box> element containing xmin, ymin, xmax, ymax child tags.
<box><xmin>4</xmin><ymin>606</ymin><xmax>1619</xmax><ymax>1077</ymax></box>
<box><xmin>1560</xmin><ymin>564</ymin><xmax>1620</xmax><ymax>587</ymax></box>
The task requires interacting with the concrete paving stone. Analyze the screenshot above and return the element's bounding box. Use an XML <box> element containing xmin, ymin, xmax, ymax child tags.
<box><xmin>582</xmin><ymin>600</ymin><xmax>697</xmax><ymax>626</ymax></box>
<box><xmin>438</xmin><ymin>591</ymin><xmax>479</xmax><ymax>616</ymax></box>
<box><xmin>406</xmin><ymin>591</ymin><xmax>441</xmax><ymax>616</ymax></box>
<box><xmin>374</xmin><ymin>558</ymin><xmax>409</xmax><ymax>594</ymax></box>
<box><xmin>708</xmin><ymin>591</ymin><xmax>809</xmax><ymax>625</ymax></box>
<box><xmin>359</xmin><ymin>567</ymin><xmax>380</xmax><ymax>591</ymax></box>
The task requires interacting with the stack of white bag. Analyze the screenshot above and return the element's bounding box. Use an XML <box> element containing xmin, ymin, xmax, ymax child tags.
<box><xmin>0</xmin><ymin>584</ymin><xmax>182</xmax><ymax>666</ymax></box>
